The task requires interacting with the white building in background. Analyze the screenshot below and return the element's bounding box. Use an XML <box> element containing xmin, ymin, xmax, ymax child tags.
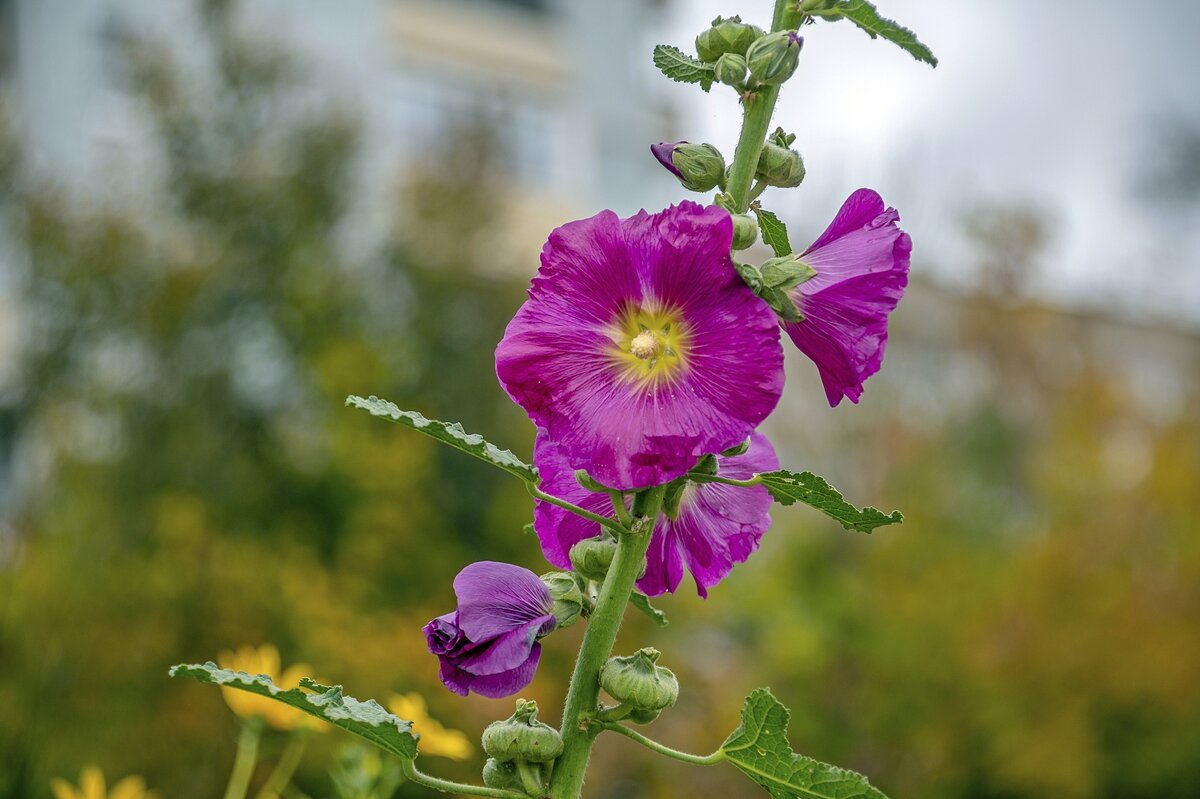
<box><xmin>6</xmin><ymin>0</ymin><xmax>680</xmax><ymax>232</ymax></box>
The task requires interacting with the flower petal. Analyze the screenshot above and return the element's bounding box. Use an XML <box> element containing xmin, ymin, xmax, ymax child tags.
<box><xmin>638</xmin><ymin>432</ymin><xmax>778</xmax><ymax>597</ymax></box>
<box><xmin>532</xmin><ymin>432</ymin><xmax>615</xmax><ymax>568</ymax></box>
<box><xmin>786</xmin><ymin>189</ymin><xmax>911</xmax><ymax>406</ymax></box>
<box><xmin>497</xmin><ymin>203</ymin><xmax>784</xmax><ymax>489</ymax></box>
<box><xmin>453</xmin><ymin>561</ymin><xmax>553</xmax><ymax>641</ymax></box>
<box><xmin>454</xmin><ymin>615</ymin><xmax>555</xmax><ymax>675</ymax></box>
<box><xmin>462</xmin><ymin>645</ymin><xmax>543</xmax><ymax>699</ymax></box>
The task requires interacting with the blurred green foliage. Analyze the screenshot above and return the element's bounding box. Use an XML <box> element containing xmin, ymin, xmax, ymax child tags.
<box><xmin>1</xmin><ymin>4</ymin><xmax>1198</xmax><ymax>799</ymax></box>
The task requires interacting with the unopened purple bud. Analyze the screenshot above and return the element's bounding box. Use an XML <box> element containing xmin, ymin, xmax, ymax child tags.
<box><xmin>651</xmin><ymin>141</ymin><xmax>726</xmax><ymax>192</ymax></box>
<box><xmin>651</xmin><ymin>141</ymin><xmax>686</xmax><ymax>180</ymax></box>
<box><xmin>787</xmin><ymin>32</ymin><xmax>804</xmax><ymax>48</ymax></box>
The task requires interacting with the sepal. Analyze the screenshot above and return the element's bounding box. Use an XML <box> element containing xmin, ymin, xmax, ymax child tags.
<box><xmin>695</xmin><ymin>16</ymin><xmax>764</xmax><ymax>62</ymax></box>
<box><xmin>481</xmin><ymin>699</ymin><xmax>564</xmax><ymax>764</ymax></box>
<box><xmin>540</xmin><ymin>571</ymin><xmax>584</xmax><ymax>629</ymax></box>
<box><xmin>600</xmin><ymin>648</ymin><xmax>679</xmax><ymax>712</ymax></box>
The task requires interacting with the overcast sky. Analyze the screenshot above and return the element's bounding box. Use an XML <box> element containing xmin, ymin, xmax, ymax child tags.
<box><xmin>666</xmin><ymin>0</ymin><xmax>1200</xmax><ymax>324</ymax></box>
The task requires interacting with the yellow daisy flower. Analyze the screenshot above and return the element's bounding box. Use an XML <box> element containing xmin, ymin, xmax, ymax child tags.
<box><xmin>216</xmin><ymin>643</ymin><xmax>326</xmax><ymax>732</ymax></box>
<box><xmin>50</xmin><ymin>766</ymin><xmax>158</xmax><ymax>799</ymax></box>
<box><xmin>387</xmin><ymin>693</ymin><xmax>473</xmax><ymax>760</ymax></box>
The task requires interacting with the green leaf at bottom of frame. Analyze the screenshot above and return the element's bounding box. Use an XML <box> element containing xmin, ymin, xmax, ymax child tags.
<box><xmin>721</xmin><ymin>688</ymin><xmax>888</xmax><ymax>799</ymax></box>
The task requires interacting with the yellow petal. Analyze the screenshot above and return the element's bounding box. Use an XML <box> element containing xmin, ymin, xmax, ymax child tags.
<box><xmin>257</xmin><ymin>643</ymin><xmax>281</xmax><ymax>681</ymax></box>
<box><xmin>49</xmin><ymin>778</ymin><xmax>82</xmax><ymax>799</ymax></box>
<box><xmin>80</xmin><ymin>767</ymin><xmax>105</xmax><ymax>799</ymax></box>
<box><xmin>109</xmin><ymin>776</ymin><xmax>148</xmax><ymax>799</ymax></box>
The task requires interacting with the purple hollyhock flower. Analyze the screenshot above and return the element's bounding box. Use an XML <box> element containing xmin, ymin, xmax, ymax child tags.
<box><xmin>784</xmin><ymin>188</ymin><xmax>911</xmax><ymax>406</ymax></box>
<box><xmin>423</xmin><ymin>561</ymin><xmax>557</xmax><ymax>698</ymax></box>
<box><xmin>533</xmin><ymin>431</ymin><xmax>778</xmax><ymax>597</ymax></box>
<box><xmin>495</xmin><ymin>202</ymin><xmax>784</xmax><ymax>490</ymax></box>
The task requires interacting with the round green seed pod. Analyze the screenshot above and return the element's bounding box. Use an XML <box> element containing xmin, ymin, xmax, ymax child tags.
<box><xmin>696</xmin><ymin>16</ymin><xmax>764</xmax><ymax>62</ymax></box>
<box><xmin>600</xmin><ymin>648</ymin><xmax>679</xmax><ymax>712</ymax></box>
<box><xmin>731</xmin><ymin>214</ymin><xmax>758</xmax><ymax>250</ymax></box>
<box><xmin>570</xmin><ymin>537</ymin><xmax>618</xmax><ymax>582</ymax></box>
<box><xmin>482</xmin><ymin>758</ymin><xmax>522</xmax><ymax>790</ymax></box>
<box><xmin>481</xmin><ymin>699</ymin><xmax>564</xmax><ymax>764</ymax></box>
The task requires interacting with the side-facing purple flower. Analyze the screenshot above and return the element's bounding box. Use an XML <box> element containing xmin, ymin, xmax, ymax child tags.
<box><xmin>785</xmin><ymin>188</ymin><xmax>911</xmax><ymax>406</ymax></box>
<box><xmin>423</xmin><ymin>561</ymin><xmax>557</xmax><ymax>699</ymax></box>
<box><xmin>533</xmin><ymin>431</ymin><xmax>779</xmax><ymax>597</ymax></box>
<box><xmin>496</xmin><ymin>202</ymin><xmax>784</xmax><ymax>490</ymax></box>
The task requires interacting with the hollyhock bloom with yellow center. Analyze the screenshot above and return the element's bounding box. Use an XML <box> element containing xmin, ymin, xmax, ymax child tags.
<box><xmin>387</xmin><ymin>693</ymin><xmax>473</xmax><ymax>760</ymax></box>
<box><xmin>533</xmin><ymin>431</ymin><xmax>777</xmax><ymax>597</ymax></box>
<box><xmin>217</xmin><ymin>643</ymin><xmax>327</xmax><ymax>732</ymax></box>
<box><xmin>496</xmin><ymin>202</ymin><xmax>784</xmax><ymax>490</ymax></box>
<box><xmin>784</xmin><ymin>188</ymin><xmax>911</xmax><ymax>406</ymax></box>
<box><xmin>50</xmin><ymin>767</ymin><xmax>158</xmax><ymax>799</ymax></box>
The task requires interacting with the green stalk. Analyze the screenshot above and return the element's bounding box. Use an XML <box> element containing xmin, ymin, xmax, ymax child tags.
<box><xmin>547</xmin><ymin>486</ymin><xmax>666</xmax><ymax>799</ymax></box>
<box><xmin>223</xmin><ymin>716</ymin><xmax>263</xmax><ymax>799</ymax></box>
<box><xmin>253</xmin><ymin>729</ymin><xmax>309</xmax><ymax>799</ymax></box>
<box><xmin>724</xmin><ymin>0</ymin><xmax>806</xmax><ymax>213</ymax></box>
<box><xmin>593</xmin><ymin>721</ymin><xmax>725</xmax><ymax>767</ymax></box>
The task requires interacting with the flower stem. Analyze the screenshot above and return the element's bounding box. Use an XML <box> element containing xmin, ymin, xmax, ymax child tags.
<box><xmin>529</xmin><ymin>483</ymin><xmax>625</xmax><ymax>534</ymax></box>
<box><xmin>398</xmin><ymin>758</ymin><xmax>526</xmax><ymax>799</ymax></box>
<box><xmin>547</xmin><ymin>486</ymin><xmax>667</xmax><ymax>799</ymax></box>
<box><xmin>725</xmin><ymin>0</ymin><xmax>807</xmax><ymax>213</ymax></box>
<box><xmin>223</xmin><ymin>716</ymin><xmax>263</xmax><ymax>799</ymax></box>
<box><xmin>253</xmin><ymin>729</ymin><xmax>309</xmax><ymax>799</ymax></box>
<box><xmin>593</xmin><ymin>721</ymin><xmax>726</xmax><ymax>766</ymax></box>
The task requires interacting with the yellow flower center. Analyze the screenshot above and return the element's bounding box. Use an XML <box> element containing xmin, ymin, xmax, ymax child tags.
<box><xmin>607</xmin><ymin>302</ymin><xmax>691</xmax><ymax>385</ymax></box>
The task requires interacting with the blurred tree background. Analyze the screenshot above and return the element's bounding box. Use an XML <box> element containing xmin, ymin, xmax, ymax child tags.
<box><xmin>1</xmin><ymin>2</ymin><xmax>1198</xmax><ymax>799</ymax></box>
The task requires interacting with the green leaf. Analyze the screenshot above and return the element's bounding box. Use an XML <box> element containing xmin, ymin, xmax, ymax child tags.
<box><xmin>170</xmin><ymin>663</ymin><xmax>418</xmax><ymax>759</ymax></box>
<box><xmin>818</xmin><ymin>1</ymin><xmax>938</xmax><ymax>67</ymax></box>
<box><xmin>757</xmin><ymin>469</ymin><xmax>902</xmax><ymax>533</ymax></box>
<box><xmin>653</xmin><ymin>45</ymin><xmax>715</xmax><ymax>92</ymax></box>
<box><xmin>754</xmin><ymin>209</ymin><xmax>792</xmax><ymax>257</ymax></box>
<box><xmin>630</xmin><ymin>592</ymin><xmax>668</xmax><ymax>626</ymax></box>
<box><xmin>346</xmin><ymin>395</ymin><xmax>538</xmax><ymax>484</ymax></box>
<box><xmin>721</xmin><ymin>688</ymin><xmax>888</xmax><ymax>799</ymax></box>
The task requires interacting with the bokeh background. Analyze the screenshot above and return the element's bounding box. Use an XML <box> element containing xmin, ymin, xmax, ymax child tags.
<box><xmin>2</xmin><ymin>0</ymin><xmax>1198</xmax><ymax>797</ymax></box>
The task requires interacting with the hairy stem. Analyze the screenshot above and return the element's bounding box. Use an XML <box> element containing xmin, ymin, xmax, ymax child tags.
<box><xmin>398</xmin><ymin>758</ymin><xmax>526</xmax><ymax>799</ymax></box>
<box><xmin>724</xmin><ymin>0</ymin><xmax>807</xmax><ymax>213</ymax></box>
<box><xmin>547</xmin><ymin>486</ymin><xmax>666</xmax><ymax>799</ymax></box>
<box><xmin>223</xmin><ymin>716</ymin><xmax>263</xmax><ymax>799</ymax></box>
<box><xmin>594</xmin><ymin>722</ymin><xmax>726</xmax><ymax>766</ymax></box>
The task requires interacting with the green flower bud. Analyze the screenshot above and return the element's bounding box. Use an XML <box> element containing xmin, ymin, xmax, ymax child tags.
<box><xmin>482</xmin><ymin>758</ymin><xmax>522</xmax><ymax>790</ymax></box>
<box><xmin>540</xmin><ymin>571</ymin><xmax>584</xmax><ymax>629</ymax></box>
<box><xmin>756</xmin><ymin>142</ymin><xmax>806</xmax><ymax>188</ymax></box>
<box><xmin>745</xmin><ymin>31</ymin><xmax>803</xmax><ymax>86</ymax></box>
<box><xmin>731</xmin><ymin>213</ymin><xmax>758</xmax><ymax>250</ymax></box>
<box><xmin>600</xmin><ymin>648</ymin><xmax>679</xmax><ymax>712</ymax></box>
<box><xmin>671</xmin><ymin>142</ymin><xmax>726</xmax><ymax>192</ymax></box>
<box><xmin>695</xmin><ymin>16</ymin><xmax>764</xmax><ymax>63</ymax></box>
<box><xmin>481</xmin><ymin>699</ymin><xmax>564</xmax><ymax>764</ymax></box>
<box><xmin>713</xmin><ymin>53</ymin><xmax>748</xmax><ymax>88</ymax></box>
<box><xmin>569</xmin><ymin>537</ymin><xmax>617</xmax><ymax>582</ymax></box>
<box><xmin>627</xmin><ymin>707</ymin><xmax>662</xmax><ymax>725</ymax></box>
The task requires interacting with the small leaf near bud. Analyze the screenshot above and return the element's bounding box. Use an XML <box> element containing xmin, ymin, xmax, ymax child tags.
<box><xmin>731</xmin><ymin>214</ymin><xmax>758</xmax><ymax>250</ymax></box>
<box><xmin>601</xmin><ymin>648</ymin><xmax>680</xmax><ymax>712</ymax></box>
<box><xmin>746</xmin><ymin>30</ymin><xmax>803</xmax><ymax>85</ymax></box>
<box><xmin>760</xmin><ymin>255</ymin><xmax>818</xmax><ymax>292</ymax></box>
<box><xmin>721</xmin><ymin>438</ymin><xmax>751</xmax><ymax>457</ymax></box>
<box><xmin>696</xmin><ymin>16</ymin><xmax>764</xmax><ymax>63</ymax></box>
<box><xmin>481</xmin><ymin>699</ymin><xmax>564</xmax><ymax>764</ymax></box>
<box><xmin>540</xmin><ymin>571</ymin><xmax>584</xmax><ymax>629</ymax></box>
<box><xmin>756</xmin><ymin>142</ymin><xmax>806</xmax><ymax>188</ymax></box>
<box><xmin>713</xmin><ymin>52</ymin><xmax>748</xmax><ymax>88</ymax></box>
<box><xmin>570</xmin><ymin>537</ymin><xmax>618</xmax><ymax>582</ymax></box>
<box><xmin>736</xmin><ymin>262</ymin><xmax>764</xmax><ymax>294</ymax></box>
